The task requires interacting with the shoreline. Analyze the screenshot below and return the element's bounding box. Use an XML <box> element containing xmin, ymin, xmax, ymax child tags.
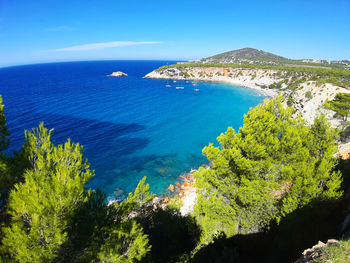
<box><xmin>144</xmin><ymin>68</ymin><xmax>279</xmax><ymax>97</ymax></box>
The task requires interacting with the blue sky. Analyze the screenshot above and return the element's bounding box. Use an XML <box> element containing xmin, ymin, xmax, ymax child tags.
<box><xmin>0</xmin><ymin>0</ymin><xmax>349</xmax><ymax>67</ymax></box>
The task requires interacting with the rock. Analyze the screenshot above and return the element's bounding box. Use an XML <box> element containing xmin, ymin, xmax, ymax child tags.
<box><xmin>108</xmin><ymin>71</ymin><xmax>128</xmax><ymax>77</ymax></box>
<box><xmin>295</xmin><ymin>239</ymin><xmax>339</xmax><ymax>263</ymax></box>
<box><xmin>179</xmin><ymin>191</ymin><xmax>184</xmax><ymax>198</ymax></box>
<box><xmin>163</xmin><ymin>197</ymin><xmax>170</xmax><ymax>204</ymax></box>
<box><xmin>327</xmin><ymin>239</ymin><xmax>339</xmax><ymax>245</ymax></box>
<box><xmin>113</xmin><ymin>188</ymin><xmax>124</xmax><ymax>196</ymax></box>
<box><xmin>168</xmin><ymin>184</ymin><xmax>175</xmax><ymax>192</ymax></box>
<box><xmin>152</xmin><ymin>196</ymin><xmax>160</xmax><ymax>205</ymax></box>
<box><xmin>183</xmin><ymin>181</ymin><xmax>190</xmax><ymax>187</ymax></box>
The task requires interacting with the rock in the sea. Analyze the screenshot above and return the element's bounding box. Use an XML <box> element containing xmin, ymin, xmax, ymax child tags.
<box><xmin>108</xmin><ymin>71</ymin><xmax>128</xmax><ymax>77</ymax></box>
<box><xmin>168</xmin><ymin>184</ymin><xmax>175</xmax><ymax>192</ymax></box>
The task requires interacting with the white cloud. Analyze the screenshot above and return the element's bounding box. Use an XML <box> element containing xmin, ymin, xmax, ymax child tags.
<box><xmin>38</xmin><ymin>41</ymin><xmax>162</xmax><ymax>52</ymax></box>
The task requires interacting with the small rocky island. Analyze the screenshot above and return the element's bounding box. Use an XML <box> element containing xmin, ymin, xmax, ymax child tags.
<box><xmin>107</xmin><ymin>71</ymin><xmax>128</xmax><ymax>77</ymax></box>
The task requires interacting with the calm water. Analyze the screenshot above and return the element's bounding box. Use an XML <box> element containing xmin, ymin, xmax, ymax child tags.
<box><xmin>0</xmin><ymin>61</ymin><xmax>264</xmax><ymax>201</ymax></box>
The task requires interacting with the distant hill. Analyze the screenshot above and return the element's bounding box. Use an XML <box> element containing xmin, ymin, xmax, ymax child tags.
<box><xmin>198</xmin><ymin>48</ymin><xmax>349</xmax><ymax>69</ymax></box>
<box><xmin>201</xmin><ymin>47</ymin><xmax>287</xmax><ymax>63</ymax></box>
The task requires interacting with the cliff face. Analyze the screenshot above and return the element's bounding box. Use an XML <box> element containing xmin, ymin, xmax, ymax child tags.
<box><xmin>145</xmin><ymin>67</ymin><xmax>286</xmax><ymax>96</ymax></box>
<box><xmin>288</xmin><ymin>81</ymin><xmax>349</xmax><ymax>127</ymax></box>
<box><xmin>145</xmin><ymin>66</ymin><xmax>284</xmax><ymax>85</ymax></box>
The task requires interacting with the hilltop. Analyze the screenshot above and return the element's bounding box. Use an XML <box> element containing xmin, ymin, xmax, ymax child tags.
<box><xmin>197</xmin><ymin>47</ymin><xmax>350</xmax><ymax>68</ymax></box>
<box><xmin>201</xmin><ymin>47</ymin><xmax>287</xmax><ymax>64</ymax></box>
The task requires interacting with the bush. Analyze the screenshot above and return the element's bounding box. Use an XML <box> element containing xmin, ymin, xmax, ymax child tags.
<box><xmin>305</xmin><ymin>91</ymin><xmax>313</xmax><ymax>100</ymax></box>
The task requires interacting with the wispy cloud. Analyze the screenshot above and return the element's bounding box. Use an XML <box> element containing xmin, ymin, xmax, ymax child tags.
<box><xmin>38</xmin><ymin>41</ymin><xmax>162</xmax><ymax>52</ymax></box>
<box><xmin>44</xmin><ymin>26</ymin><xmax>73</xmax><ymax>32</ymax></box>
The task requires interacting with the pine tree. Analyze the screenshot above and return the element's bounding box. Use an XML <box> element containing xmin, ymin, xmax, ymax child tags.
<box><xmin>1</xmin><ymin>123</ymin><xmax>93</xmax><ymax>262</ymax></box>
<box><xmin>81</xmin><ymin>178</ymin><xmax>152</xmax><ymax>263</ymax></box>
<box><xmin>0</xmin><ymin>96</ymin><xmax>9</xmax><ymax>153</ymax></box>
<box><xmin>194</xmin><ymin>96</ymin><xmax>342</xmax><ymax>241</ymax></box>
<box><xmin>325</xmin><ymin>93</ymin><xmax>350</xmax><ymax>121</ymax></box>
<box><xmin>121</xmin><ymin>176</ymin><xmax>153</xmax><ymax>217</ymax></box>
<box><xmin>0</xmin><ymin>95</ymin><xmax>11</xmax><ymax>201</ymax></box>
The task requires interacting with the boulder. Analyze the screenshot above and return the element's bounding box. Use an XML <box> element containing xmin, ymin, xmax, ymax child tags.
<box><xmin>168</xmin><ymin>184</ymin><xmax>175</xmax><ymax>192</ymax></box>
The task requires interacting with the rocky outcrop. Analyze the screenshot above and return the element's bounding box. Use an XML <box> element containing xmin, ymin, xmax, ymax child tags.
<box><xmin>167</xmin><ymin>184</ymin><xmax>175</xmax><ymax>192</ymax></box>
<box><xmin>285</xmin><ymin>81</ymin><xmax>350</xmax><ymax>127</ymax></box>
<box><xmin>108</xmin><ymin>71</ymin><xmax>128</xmax><ymax>77</ymax></box>
<box><xmin>294</xmin><ymin>239</ymin><xmax>339</xmax><ymax>263</ymax></box>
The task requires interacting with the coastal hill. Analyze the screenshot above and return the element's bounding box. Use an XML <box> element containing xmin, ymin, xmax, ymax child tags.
<box><xmin>201</xmin><ymin>47</ymin><xmax>287</xmax><ymax>64</ymax></box>
<box><xmin>199</xmin><ymin>47</ymin><xmax>350</xmax><ymax>68</ymax></box>
<box><xmin>145</xmin><ymin>47</ymin><xmax>350</xmax><ymax>145</ymax></box>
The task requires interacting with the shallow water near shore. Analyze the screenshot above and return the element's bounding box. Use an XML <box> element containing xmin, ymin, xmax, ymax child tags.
<box><xmin>0</xmin><ymin>60</ymin><xmax>264</xmax><ymax>201</ymax></box>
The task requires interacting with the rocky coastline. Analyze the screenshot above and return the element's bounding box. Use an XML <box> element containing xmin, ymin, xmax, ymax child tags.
<box><xmin>144</xmin><ymin>66</ymin><xmax>286</xmax><ymax>97</ymax></box>
<box><xmin>145</xmin><ymin>65</ymin><xmax>350</xmax><ymax>215</ymax></box>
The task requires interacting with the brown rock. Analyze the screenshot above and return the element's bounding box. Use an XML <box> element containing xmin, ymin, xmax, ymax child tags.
<box><xmin>163</xmin><ymin>197</ymin><xmax>170</xmax><ymax>204</ymax></box>
<box><xmin>168</xmin><ymin>184</ymin><xmax>175</xmax><ymax>192</ymax></box>
<box><xmin>179</xmin><ymin>191</ymin><xmax>184</xmax><ymax>198</ymax></box>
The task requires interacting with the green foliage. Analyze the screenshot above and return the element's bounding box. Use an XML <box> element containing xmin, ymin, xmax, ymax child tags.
<box><xmin>80</xmin><ymin>177</ymin><xmax>153</xmax><ymax>262</ymax></box>
<box><xmin>306</xmin><ymin>90</ymin><xmax>313</xmax><ymax>100</ymax></box>
<box><xmin>0</xmin><ymin>96</ymin><xmax>10</xmax><ymax>153</ymax></box>
<box><xmin>311</xmin><ymin>240</ymin><xmax>350</xmax><ymax>263</ymax></box>
<box><xmin>82</xmin><ymin>178</ymin><xmax>152</xmax><ymax>263</ymax></box>
<box><xmin>339</xmin><ymin>125</ymin><xmax>350</xmax><ymax>143</ymax></box>
<box><xmin>182</xmin><ymin>71</ymin><xmax>190</xmax><ymax>77</ymax></box>
<box><xmin>194</xmin><ymin>97</ymin><xmax>342</xmax><ymax>242</ymax></box>
<box><xmin>325</xmin><ymin>93</ymin><xmax>350</xmax><ymax>121</ymax></box>
<box><xmin>86</xmin><ymin>219</ymin><xmax>150</xmax><ymax>263</ymax></box>
<box><xmin>122</xmin><ymin>176</ymin><xmax>153</xmax><ymax>216</ymax></box>
<box><xmin>0</xmin><ymin>122</ymin><xmax>151</xmax><ymax>262</ymax></box>
<box><xmin>156</xmin><ymin>63</ymin><xmax>350</xmax><ymax>87</ymax></box>
<box><xmin>1</xmin><ymin>123</ymin><xmax>93</xmax><ymax>262</ymax></box>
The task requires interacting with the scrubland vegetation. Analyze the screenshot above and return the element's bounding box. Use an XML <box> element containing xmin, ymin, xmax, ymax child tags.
<box><xmin>0</xmin><ymin>93</ymin><xmax>350</xmax><ymax>262</ymax></box>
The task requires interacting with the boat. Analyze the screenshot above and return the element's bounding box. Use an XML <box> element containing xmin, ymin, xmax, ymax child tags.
<box><xmin>173</xmin><ymin>80</ymin><xmax>177</xmax><ymax>83</ymax></box>
<box><xmin>192</xmin><ymin>83</ymin><xmax>198</xmax><ymax>86</ymax></box>
<box><xmin>176</xmin><ymin>87</ymin><xmax>184</xmax><ymax>90</ymax></box>
<box><xmin>194</xmin><ymin>89</ymin><xmax>200</xmax><ymax>92</ymax></box>
<box><xmin>165</xmin><ymin>85</ymin><xmax>171</xmax><ymax>87</ymax></box>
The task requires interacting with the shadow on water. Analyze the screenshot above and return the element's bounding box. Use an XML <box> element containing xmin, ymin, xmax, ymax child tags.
<box><xmin>7</xmin><ymin>111</ymin><xmax>147</xmax><ymax>154</ymax></box>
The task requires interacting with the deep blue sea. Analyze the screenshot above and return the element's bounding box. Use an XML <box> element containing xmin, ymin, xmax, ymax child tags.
<box><xmin>0</xmin><ymin>60</ymin><xmax>264</xmax><ymax>201</ymax></box>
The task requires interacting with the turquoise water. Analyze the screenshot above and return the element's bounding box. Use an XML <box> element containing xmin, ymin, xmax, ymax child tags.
<box><xmin>0</xmin><ymin>61</ymin><xmax>264</xmax><ymax>201</ymax></box>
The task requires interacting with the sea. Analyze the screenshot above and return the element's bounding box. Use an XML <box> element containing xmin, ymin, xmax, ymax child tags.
<box><xmin>0</xmin><ymin>60</ymin><xmax>264</xmax><ymax>202</ymax></box>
